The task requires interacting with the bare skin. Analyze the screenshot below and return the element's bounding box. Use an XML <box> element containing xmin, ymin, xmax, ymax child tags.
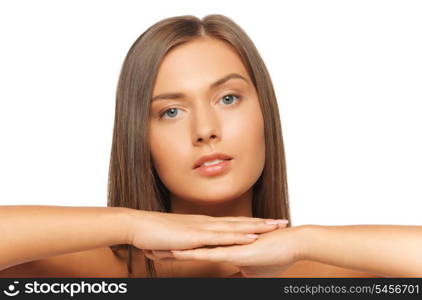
<box><xmin>2</xmin><ymin>37</ymin><xmax>414</xmax><ymax>278</ymax></box>
<box><xmin>149</xmin><ymin>36</ymin><xmax>265</xmax><ymax>218</ymax></box>
<box><xmin>138</xmin><ymin>36</ymin><xmax>422</xmax><ymax>278</ymax></box>
<box><xmin>0</xmin><ymin>243</ymin><xmax>381</xmax><ymax>278</ymax></box>
<box><xmin>0</xmin><ymin>205</ymin><xmax>280</xmax><ymax>277</ymax></box>
<box><xmin>0</xmin><ymin>36</ymin><xmax>277</xmax><ymax>277</ymax></box>
<box><xmin>0</xmin><ymin>206</ymin><xmax>378</xmax><ymax>278</ymax></box>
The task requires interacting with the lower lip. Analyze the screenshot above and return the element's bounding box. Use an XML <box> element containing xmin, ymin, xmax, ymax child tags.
<box><xmin>194</xmin><ymin>159</ymin><xmax>232</xmax><ymax>177</ymax></box>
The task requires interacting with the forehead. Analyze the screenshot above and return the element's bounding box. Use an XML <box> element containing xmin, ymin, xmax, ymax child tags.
<box><xmin>152</xmin><ymin>37</ymin><xmax>251</xmax><ymax>94</ymax></box>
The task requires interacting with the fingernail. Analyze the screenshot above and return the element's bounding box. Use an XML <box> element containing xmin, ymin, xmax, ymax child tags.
<box><xmin>245</xmin><ymin>233</ymin><xmax>259</xmax><ymax>239</ymax></box>
<box><xmin>265</xmin><ymin>220</ymin><xmax>279</xmax><ymax>225</ymax></box>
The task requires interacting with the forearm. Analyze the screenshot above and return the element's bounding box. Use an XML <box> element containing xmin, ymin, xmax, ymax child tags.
<box><xmin>0</xmin><ymin>205</ymin><xmax>133</xmax><ymax>270</ymax></box>
<box><xmin>298</xmin><ymin>225</ymin><xmax>422</xmax><ymax>277</ymax></box>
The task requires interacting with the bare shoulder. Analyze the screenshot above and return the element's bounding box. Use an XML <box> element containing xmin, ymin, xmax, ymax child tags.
<box><xmin>0</xmin><ymin>247</ymin><xmax>129</xmax><ymax>278</ymax></box>
<box><xmin>280</xmin><ymin>260</ymin><xmax>383</xmax><ymax>277</ymax></box>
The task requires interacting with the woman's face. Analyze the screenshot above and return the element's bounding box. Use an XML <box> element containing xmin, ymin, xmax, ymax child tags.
<box><xmin>149</xmin><ymin>37</ymin><xmax>265</xmax><ymax>204</ymax></box>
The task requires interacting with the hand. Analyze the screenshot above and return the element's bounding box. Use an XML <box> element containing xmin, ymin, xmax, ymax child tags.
<box><xmin>127</xmin><ymin>209</ymin><xmax>285</xmax><ymax>251</ymax></box>
<box><xmin>166</xmin><ymin>224</ymin><xmax>305</xmax><ymax>277</ymax></box>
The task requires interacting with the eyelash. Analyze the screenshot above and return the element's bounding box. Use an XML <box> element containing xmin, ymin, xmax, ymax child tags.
<box><xmin>158</xmin><ymin>93</ymin><xmax>242</xmax><ymax>120</ymax></box>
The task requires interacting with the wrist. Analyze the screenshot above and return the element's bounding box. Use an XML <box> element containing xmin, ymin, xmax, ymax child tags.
<box><xmin>293</xmin><ymin>224</ymin><xmax>322</xmax><ymax>262</ymax></box>
<box><xmin>114</xmin><ymin>207</ymin><xmax>138</xmax><ymax>245</ymax></box>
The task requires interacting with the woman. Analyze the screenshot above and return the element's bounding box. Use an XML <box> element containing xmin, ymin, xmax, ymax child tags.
<box><xmin>1</xmin><ymin>14</ymin><xmax>421</xmax><ymax>278</ymax></box>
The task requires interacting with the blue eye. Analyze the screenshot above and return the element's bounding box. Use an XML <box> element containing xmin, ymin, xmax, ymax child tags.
<box><xmin>160</xmin><ymin>107</ymin><xmax>179</xmax><ymax>119</ymax></box>
<box><xmin>159</xmin><ymin>94</ymin><xmax>241</xmax><ymax>120</ymax></box>
<box><xmin>220</xmin><ymin>94</ymin><xmax>241</xmax><ymax>105</ymax></box>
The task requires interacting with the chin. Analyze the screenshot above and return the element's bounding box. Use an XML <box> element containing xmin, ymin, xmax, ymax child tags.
<box><xmin>189</xmin><ymin>195</ymin><xmax>237</xmax><ymax>204</ymax></box>
<box><xmin>184</xmin><ymin>187</ymin><xmax>246</xmax><ymax>204</ymax></box>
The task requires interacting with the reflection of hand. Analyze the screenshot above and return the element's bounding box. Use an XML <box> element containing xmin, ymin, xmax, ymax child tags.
<box><xmin>166</xmin><ymin>224</ymin><xmax>305</xmax><ymax>277</ymax></box>
<box><xmin>128</xmin><ymin>209</ymin><xmax>284</xmax><ymax>251</ymax></box>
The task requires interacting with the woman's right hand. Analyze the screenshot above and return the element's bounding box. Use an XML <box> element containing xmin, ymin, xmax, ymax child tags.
<box><xmin>127</xmin><ymin>209</ymin><xmax>288</xmax><ymax>251</ymax></box>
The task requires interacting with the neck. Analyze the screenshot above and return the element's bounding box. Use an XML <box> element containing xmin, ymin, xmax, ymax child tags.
<box><xmin>170</xmin><ymin>188</ymin><xmax>253</xmax><ymax>217</ymax></box>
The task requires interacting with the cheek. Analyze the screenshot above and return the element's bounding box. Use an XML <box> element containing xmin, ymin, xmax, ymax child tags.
<box><xmin>216</xmin><ymin>98</ymin><xmax>265</xmax><ymax>197</ymax></box>
<box><xmin>226</xmin><ymin>100</ymin><xmax>266</xmax><ymax>172</ymax></box>
<box><xmin>246</xmin><ymin>113</ymin><xmax>265</xmax><ymax>177</ymax></box>
<box><xmin>149</xmin><ymin>124</ymin><xmax>191</xmax><ymax>184</ymax></box>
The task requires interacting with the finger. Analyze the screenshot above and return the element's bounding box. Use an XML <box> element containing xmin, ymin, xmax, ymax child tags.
<box><xmin>201</xmin><ymin>220</ymin><xmax>279</xmax><ymax>233</ymax></box>
<box><xmin>171</xmin><ymin>247</ymin><xmax>228</xmax><ymax>262</ymax></box>
<box><xmin>151</xmin><ymin>250</ymin><xmax>175</xmax><ymax>259</ymax></box>
<box><xmin>216</xmin><ymin>216</ymin><xmax>290</xmax><ymax>225</ymax></box>
<box><xmin>205</xmin><ymin>219</ymin><xmax>289</xmax><ymax>233</ymax></box>
<box><xmin>228</xmin><ymin>271</ymin><xmax>244</xmax><ymax>278</ymax></box>
<box><xmin>199</xmin><ymin>231</ymin><xmax>260</xmax><ymax>246</ymax></box>
<box><xmin>144</xmin><ymin>250</ymin><xmax>176</xmax><ymax>261</ymax></box>
<box><xmin>216</xmin><ymin>216</ymin><xmax>269</xmax><ymax>222</ymax></box>
<box><xmin>143</xmin><ymin>250</ymin><xmax>158</xmax><ymax>260</ymax></box>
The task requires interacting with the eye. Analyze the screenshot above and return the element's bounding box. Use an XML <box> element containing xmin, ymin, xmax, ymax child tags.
<box><xmin>159</xmin><ymin>107</ymin><xmax>181</xmax><ymax>120</ymax></box>
<box><xmin>219</xmin><ymin>94</ymin><xmax>241</xmax><ymax>106</ymax></box>
<box><xmin>158</xmin><ymin>94</ymin><xmax>242</xmax><ymax>120</ymax></box>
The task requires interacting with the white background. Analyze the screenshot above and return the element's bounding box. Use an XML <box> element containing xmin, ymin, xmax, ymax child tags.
<box><xmin>0</xmin><ymin>0</ymin><xmax>421</xmax><ymax>226</ymax></box>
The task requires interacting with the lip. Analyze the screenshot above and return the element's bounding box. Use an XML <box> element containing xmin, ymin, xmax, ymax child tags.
<box><xmin>193</xmin><ymin>152</ymin><xmax>233</xmax><ymax>169</ymax></box>
<box><xmin>194</xmin><ymin>159</ymin><xmax>232</xmax><ymax>177</ymax></box>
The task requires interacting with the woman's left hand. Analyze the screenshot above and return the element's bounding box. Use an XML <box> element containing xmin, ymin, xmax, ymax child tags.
<box><xmin>144</xmin><ymin>223</ymin><xmax>307</xmax><ymax>277</ymax></box>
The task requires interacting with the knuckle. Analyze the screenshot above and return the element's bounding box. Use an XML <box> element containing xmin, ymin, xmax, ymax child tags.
<box><xmin>211</xmin><ymin>231</ymin><xmax>231</xmax><ymax>243</ymax></box>
<box><xmin>238</xmin><ymin>233</ymin><xmax>250</xmax><ymax>241</ymax></box>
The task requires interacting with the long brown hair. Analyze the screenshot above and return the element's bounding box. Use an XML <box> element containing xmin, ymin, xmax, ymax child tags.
<box><xmin>107</xmin><ymin>14</ymin><xmax>291</xmax><ymax>277</ymax></box>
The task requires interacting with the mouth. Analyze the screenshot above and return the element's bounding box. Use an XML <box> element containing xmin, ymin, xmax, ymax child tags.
<box><xmin>193</xmin><ymin>152</ymin><xmax>233</xmax><ymax>170</ymax></box>
<box><xmin>194</xmin><ymin>158</ymin><xmax>233</xmax><ymax>169</ymax></box>
<box><xmin>194</xmin><ymin>158</ymin><xmax>233</xmax><ymax>177</ymax></box>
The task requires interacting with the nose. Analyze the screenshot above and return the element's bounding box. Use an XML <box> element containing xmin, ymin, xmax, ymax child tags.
<box><xmin>192</xmin><ymin>105</ymin><xmax>221</xmax><ymax>146</ymax></box>
<box><xmin>195</xmin><ymin>132</ymin><xmax>218</xmax><ymax>144</ymax></box>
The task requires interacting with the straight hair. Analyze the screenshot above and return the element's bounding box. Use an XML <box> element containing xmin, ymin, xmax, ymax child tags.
<box><xmin>107</xmin><ymin>14</ymin><xmax>291</xmax><ymax>277</ymax></box>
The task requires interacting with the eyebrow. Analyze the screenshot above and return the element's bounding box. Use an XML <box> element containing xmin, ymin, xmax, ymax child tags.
<box><xmin>151</xmin><ymin>73</ymin><xmax>248</xmax><ymax>102</ymax></box>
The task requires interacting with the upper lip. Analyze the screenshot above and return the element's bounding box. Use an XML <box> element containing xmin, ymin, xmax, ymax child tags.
<box><xmin>193</xmin><ymin>152</ymin><xmax>233</xmax><ymax>169</ymax></box>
